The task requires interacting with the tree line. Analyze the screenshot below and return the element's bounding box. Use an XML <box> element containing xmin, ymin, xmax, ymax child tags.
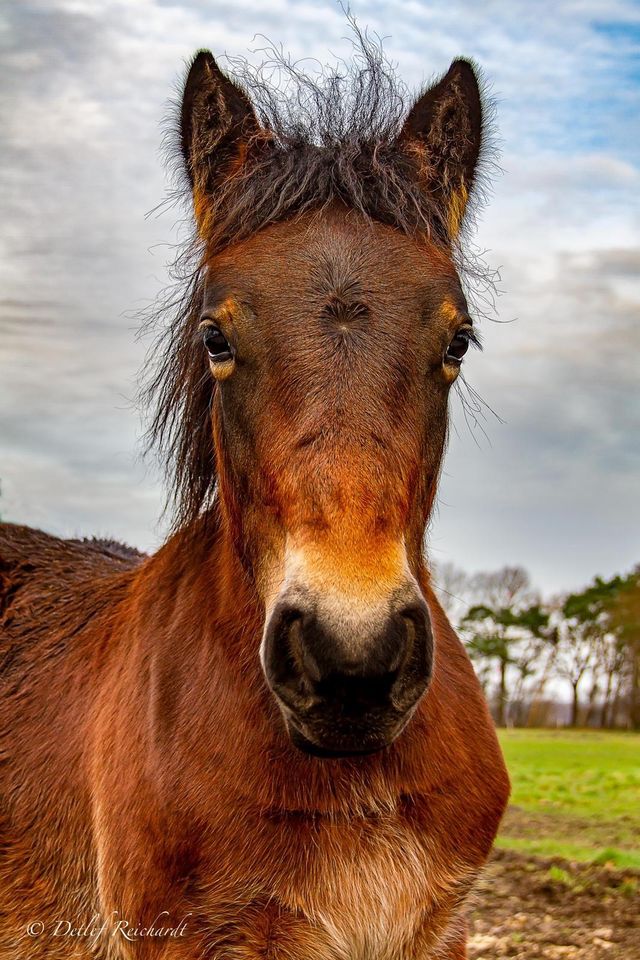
<box><xmin>433</xmin><ymin>562</ymin><xmax>640</xmax><ymax>730</ymax></box>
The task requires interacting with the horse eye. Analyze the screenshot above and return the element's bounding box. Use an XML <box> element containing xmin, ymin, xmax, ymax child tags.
<box><xmin>202</xmin><ymin>325</ymin><xmax>233</xmax><ymax>363</ymax></box>
<box><xmin>445</xmin><ymin>329</ymin><xmax>472</xmax><ymax>364</ymax></box>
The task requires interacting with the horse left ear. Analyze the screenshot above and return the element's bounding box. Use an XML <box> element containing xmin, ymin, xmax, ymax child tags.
<box><xmin>180</xmin><ymin>50</ymin><xmax>262</xmax><ymax>232</ymax></box>
<box><xmin>399</xmin><ymin>59</ymin><xmax>483</xmax><ymax>240</ymax></box>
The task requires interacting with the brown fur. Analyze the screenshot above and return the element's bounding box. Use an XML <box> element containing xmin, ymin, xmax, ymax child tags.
<box><xmin>0</xmin><ymin>44</ymin><xmax>509</xmax><ymax>959</ymax></box>
<box><xmin>0</xmin><ymin>517</ymin><xmax>508</xmax><ymax>958</ymax></box>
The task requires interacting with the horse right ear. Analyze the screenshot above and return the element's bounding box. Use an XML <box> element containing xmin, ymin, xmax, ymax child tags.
<box><xmin>180</xmin><ymin>51</ymin><xmax>261</xmax><ymax>229</ymax></box>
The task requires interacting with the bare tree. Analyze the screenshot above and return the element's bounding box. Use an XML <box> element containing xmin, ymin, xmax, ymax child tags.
<box><xmin>460</xmin><ymin>566</ymin><xmax>547</xmax><ymax>726</ymax></box>
<box><xmin>469</xmin><ymin>566</ymin><xmax>534</xmax><ymax>610</ymax></box>
<box><xmin>553</xmin><ymin>596</ymin><xmax>597</xmax><ymax>727</ymax></box>
<box><xmin>430</xmin><ymin>561</ymin><xmax>470</xmax><ymax>626</ymax></box>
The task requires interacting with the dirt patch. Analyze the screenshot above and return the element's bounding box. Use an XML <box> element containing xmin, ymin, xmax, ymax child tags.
<box><xmin>468</xmin><ymin>849</ymin><xmax>640</xmax><ymax>959</ymax></box>
<box><xmin>502</xmin><ymin>804</ymin><xmax>640</xmax><ymax>851</ymax></box>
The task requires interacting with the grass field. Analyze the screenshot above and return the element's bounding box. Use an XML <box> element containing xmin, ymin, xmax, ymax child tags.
<box><xmin>496</xmin><ymin>729</ymin><xmax>640</xmax><ymax>869</ymax></box>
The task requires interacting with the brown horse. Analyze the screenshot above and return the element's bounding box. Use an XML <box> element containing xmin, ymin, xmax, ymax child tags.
<box><xmin>0</xmin><ymin>42</ymin><xmax>509</xmax><ymax>960</ymax></box>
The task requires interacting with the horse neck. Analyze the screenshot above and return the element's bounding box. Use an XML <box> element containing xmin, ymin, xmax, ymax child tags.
<box><xmin>139</xmin><ymin>506</ymin><xmax>263</xmax><ymax>662</ymax></box>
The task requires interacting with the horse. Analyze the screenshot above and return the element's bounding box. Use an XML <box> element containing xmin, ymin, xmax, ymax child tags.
<box><xmin>0</xmin><ymin>41</ymin><xmax>510</xmax><ymax>960</ymax></box>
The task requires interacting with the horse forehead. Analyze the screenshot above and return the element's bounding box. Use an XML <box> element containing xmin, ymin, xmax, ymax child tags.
<box><xmin>249</xmin><ymin>241</ymin><xmax>426</xmax><ymax>330</ymax></box>
<box><xmin>227</xmin><ymin>213</ymin><xmax>441</xmax><ymax>299</ymax></box>
<box><xmin>301</xmin><ymin>220</ymin><xmax>432</xmax><ymax>295</ymax></box>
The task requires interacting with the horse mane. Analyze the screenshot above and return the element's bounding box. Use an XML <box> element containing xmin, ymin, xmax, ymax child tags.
<box><xmin>140</xmin><ymin>27</ymin><xmax>495</xmax><ymax>533</ymax></box>
<box><xmin>70</xmin><ymin>537</ymin><xmax>147</xmax><ymax>562</ymax></box>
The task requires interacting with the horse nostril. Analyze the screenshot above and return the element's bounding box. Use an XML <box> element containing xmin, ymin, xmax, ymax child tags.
<box><xmin>263</xmin><ymin>604</ymin><xmax>321</xmax><ymax>707</ymax></box>
<box><xmin>397</xmin><ymin>602</ymin><xmax>430</xmax><ymax>663</ymax></box>
<box><xmin>284</xmin><ymin>610</ymin><xmax>322</xmax><ymax>684</ymax></box>
<box><xmin>387</xmin><ymin>600</ymin><xmax>433</xmax><ymax>705</ymax></box>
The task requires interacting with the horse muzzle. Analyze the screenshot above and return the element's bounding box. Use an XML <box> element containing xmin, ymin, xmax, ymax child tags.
<box><xmin>261</xmin><ymin>582</ymin><xmax>433</xmax><ymax>757</ymax></box>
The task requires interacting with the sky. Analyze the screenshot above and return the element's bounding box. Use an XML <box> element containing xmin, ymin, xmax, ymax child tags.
<box><xmin>1</xmin><ymin>0</ymin><xmax>639</xmax><ymax>595</ymax></box>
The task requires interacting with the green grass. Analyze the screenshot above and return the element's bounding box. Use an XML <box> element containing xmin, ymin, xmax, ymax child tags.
<box><xmin>496</xmin><ymin>729</ymin><xmax>640</xmax><ymax>869</ymax></box>
<box><xmin>495</xmin><ymin>837</ymin><xmax>640</xmax><ymax>870</ymax></box>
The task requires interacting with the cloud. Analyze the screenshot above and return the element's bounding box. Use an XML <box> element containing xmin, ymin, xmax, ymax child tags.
<box><xmin>438</xmin><ymin>241</ymin><xmax>640</xmax><ymax>590</ymax></box>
